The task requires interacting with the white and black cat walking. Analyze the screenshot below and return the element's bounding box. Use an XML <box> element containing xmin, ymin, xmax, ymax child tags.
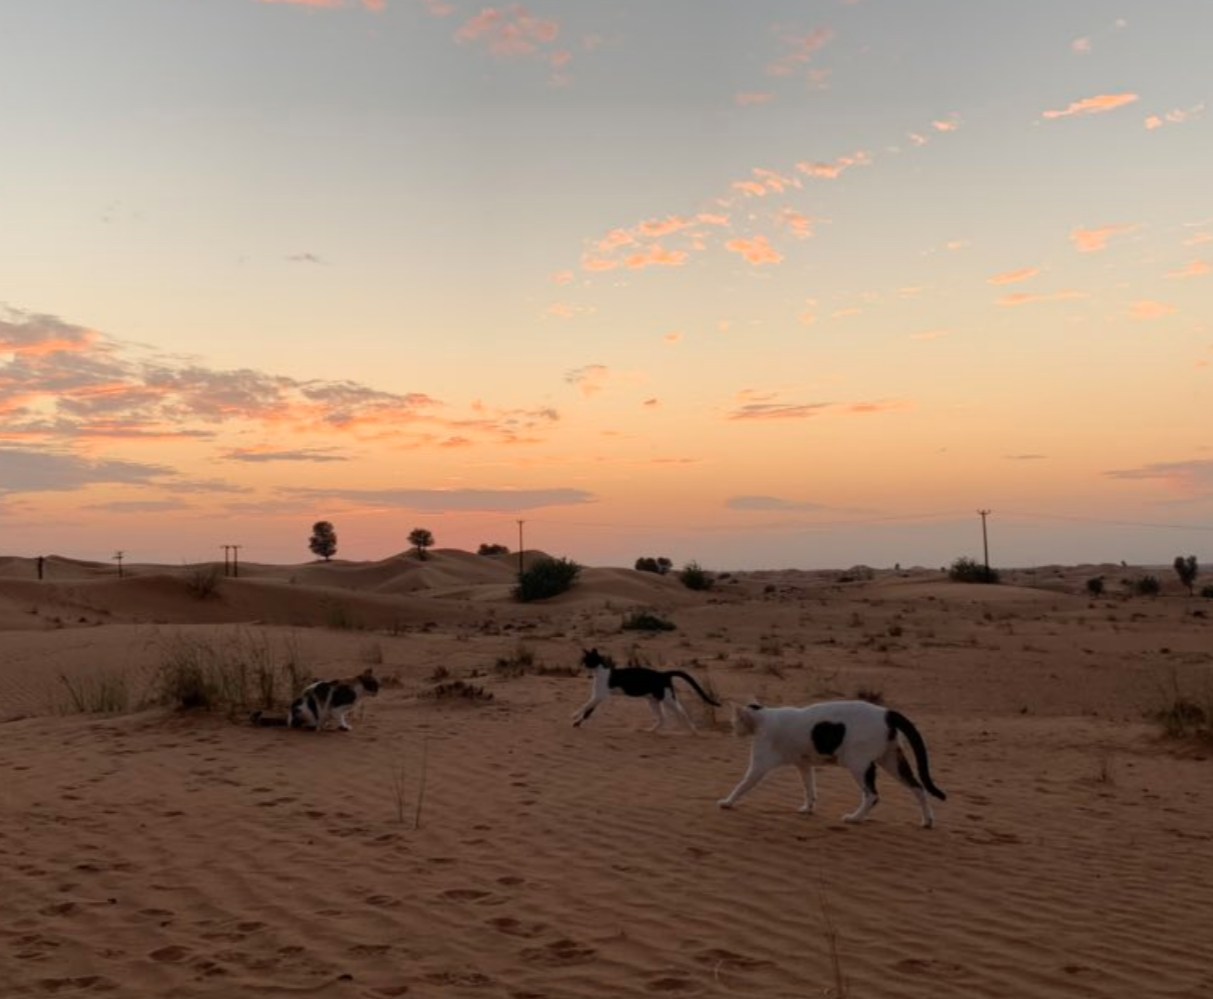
<box><xmin>251</xmin><ymin>668</ymin><xmax>380</xmax><ymax>732</ymax></box>
<box><xmin>718</xmin><ymin>700</ymin><xmax>946</xmax><ymax>827</ymax></box>
<box><xmin>572</xmin><ymin>648</ymin><xmax>721</xmax><ymax>731</ymax></box>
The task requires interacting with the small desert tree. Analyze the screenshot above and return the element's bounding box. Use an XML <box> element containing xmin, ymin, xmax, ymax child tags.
<box><xmin>1174</xmin><ymin>555</ymin><xmax>1198</xmax><ymax>595</ymax></box>
<box><xmin>478</xmin><ymin>543</ymin><xmax>510</xmax><ymax>556</ymax></box>
<box><xmin>408</xmin><ymin>527</ymin><xmax>435</xmax><ymax>560</ymax></box>
<box><xmin>634</xmin><ymin>556</ymin><xmax>674</xmax><ymax>575</ymax></box>
<box><xmin>309</xmin><ymin>521</ymin><xmax>338</xmax><ymax>561</ymax></box>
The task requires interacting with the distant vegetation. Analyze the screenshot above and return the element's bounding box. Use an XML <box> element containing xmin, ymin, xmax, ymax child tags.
<box><xmin>308</xmin><ymin>520</ymin><xmax>337</xmax><ymax>561</ymax></box>
<box><xmin>621</xmin><ymin>610</ymin><xmax>676</xmax><ymax>632</ymax></box>
<box><xmin>408</xmin><ymin>527</ymin><xmax>435</xmax><ymax>560</ymax></box>
<box><xmin>948</xmin><ymin>556</ymin><xmax>999</xmax><ymax>584</ymax></box>
<box><xmin>634</xmin><ymin>556</ymin><xmax>673</xmax><ymax>575</ymax></box>
<box><xmin>1086</xmin><ymin>576</ymin><xmax>1105</xmax><ymax>597</ymax></box>
<box><xmin>478</xmin><ymin>543</ymin><xmax>510</xmax><ymax>556</ymax></box>
<box><xmin>1173</xmin><ymin>555</ymin><xmax>1199</xmax><ymax>595</ymax></box>
<box><xmin>514</xmin><ymin>556</ymin><xmax>581</xmax><ymax>602</ymax></box>
<box><xmin>678</xmin><ymin>561</ymin><xmax>713</xmax><ymax>591</ymax></box>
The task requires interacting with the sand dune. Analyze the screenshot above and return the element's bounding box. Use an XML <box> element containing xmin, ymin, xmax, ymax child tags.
<box><xmin>2</xmin><ymin>552</ymin><xmax>1212</xmax><ymax>997</ymax></box>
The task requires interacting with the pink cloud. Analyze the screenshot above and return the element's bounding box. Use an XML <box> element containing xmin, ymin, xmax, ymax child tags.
<box><xmin>795</xmin><ymin>150</ymin><xmax>872</xmax><ymax>180</ymax></box>
<box><xmin>1042</xmin><ymin>93</ymin><xmax>1139</xmax><ymax>119</ymax></box>
<box><xmin>988</xmin><ymin>267</ymin><xmax>1041</xmax><ymax>286</ymax></box>
<box><xmin>736</xmin><ymin>92</ymin><xmax>776</xmax><ymax>107</ymax></box>
<box><xmin>1070</xmin><ymin>223</ymin><xmax>1139</xmax><ymax>253</ymax></box>
<box><xmin>624</xmin><ymin>245</ymin><xmax>687</xmax><ymax>270</ymax></box>
<box><xmin>932</xmin><ymin>114</ymin><xmax>962</xmax><ymax>132</ymax></box>
<box><xmin>767</xmin><ymin>27</ymin><xmax>835</xmax><ymax>77</ymax></box>
<box><xmin>731</xmin><ymin>180</ymin><xmax>768</xmax><ymax>198</ymax></box>
<box><xmin>551</xmin><ymin>270</ymin><xmax>574</xmax><ymax>285</ymax></box>
<box><xmin>638</xmin><ymin>215</ymin><xmax>693</xmax><ymax>238</ymax></box>
<box><xmin>781</xmin><ymin>208</ymin><xmax>813</xmax><ymax>239</ymax></box>
<box><xmin>1131</xmin><ymin>300</ymin><xmax>1177</xmax><ymax>321</ymax></box>
<box><xmin>998</xmin><ymin>291</ymin><xmax>1089</xmax><ymax>307</ymax></box>
<box><xmin>726</xmin><ymin>236</ymin><xmax>783</xmax><ymax>266</ymax></box>
<box><xmin>1144</xmin><ymin>103</ymin><xmax>1205</xmax><ymax>130</ymax></box>
<box><xmin>1168</xmin><ymin>260</ymin><xmax>1210</xmax><ymax>279</ymax></box>
<box><xmin>455</xmin><ymin>5</ymin><xmax>562</xmax><ymax>60</ymax></box>
<box><xmin>1072</xmin><ymin>37</ymin><xmax>1092</xmax><ymax>54</ymax></box>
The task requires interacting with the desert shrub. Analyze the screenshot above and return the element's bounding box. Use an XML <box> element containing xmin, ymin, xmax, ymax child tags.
<box><xmin>1151</xmin><ymin>669</ymin><xmax>1213</xmax><ymax>742</ymax></box>
<box><xmin>514</xmin><ymin>556</ymin><xmax>581</xmax><ymax>602</ymax></box>
<box><xmin>948</xmin><ymin>556</ymin><xmax>999</xmax><ymax>584</ymax></box>
<box><xmin>186</xmin><ymin>563</ymin><xmax>222</xmax><ymax>600</ymax></box>
<box><xmin>56</xmin><ymin>670</ymin><xmax>132</xmax><ymax>714</ymax></box>
<box><xmin>1086</xmin><ymin>576</ymin><xmax>1105</xmax><ymax>597</ymax></box>
<box><xmin>325</xmin><ymin>601</ymin><xmax>361</xmax><ymax>630</ymax></box>
<box><xmin>1134</xmin><ymin>575</ymin><xmax>1161</xmax><ymax>597</ymax></box>
<box><xmin>622</xmin><ymin>610</ymin><xmax>676</xmax><ymax>632</ymax></box>
<box><xmin>494</xmin><ymin>642</ymin><xmax>537</xmax><ymax>677</ymax></box>
<box><xmin>679</xmin><ymin>561</ymin><xmax>713</xmax><ymax>591</ymax></box>
<box><xmin>1202</xmin><ymin>585</ymin><xmax>1213</xmax><ymax>599</ymax></box>
<box><xmin>478</xmin><ymin>543</ymin><xmax>510</xmax><ymax>556</ymax></box>
<box><xmin>427</xmin><ymin>679</ymin><xmax>493</xmax><ymax>703</ymax></box>
<box><xmin>838</xmin><ymin>565</ymin><xmax>875</xmax><ymax>583</ymax></box>
<box><xmin>634</xmin><ymin>556</ymin><xmax>673</xmax><ymax>575</ymax></box>
<box><xmin>153</xmin><ymin>631</ymin><xmax>306</xmax><ymax>715</ymax></box>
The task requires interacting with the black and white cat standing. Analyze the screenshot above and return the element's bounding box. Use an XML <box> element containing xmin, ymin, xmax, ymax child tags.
<box><xmin>572</xmin><ymin>648</ymin><xmax>720</xmax><ymax>731</ymax></box>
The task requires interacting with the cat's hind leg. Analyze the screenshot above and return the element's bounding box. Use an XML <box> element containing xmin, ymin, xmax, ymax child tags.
<box><xmin>646</xmin><ymin>697</ymin><xmax>665</xmax><ymax>731</ymax></box>
<box><xmin>879</xmin><ymin>745</ymin><xmax>935</xmax><ymax>828</ymax></box>
<box><xmin>718</xmin><ymin>745</ymin><xmax>780</xmax><ymax>809</ymax></box>
<box><xmin>664</xmin><ymin>691</ymin><xmax>697</xmax><ymax>733</ymax></box>
<box><xmin>841</xmin><ymin>759</ymin><xmax>880</xmax><ymax>824</ymax></box>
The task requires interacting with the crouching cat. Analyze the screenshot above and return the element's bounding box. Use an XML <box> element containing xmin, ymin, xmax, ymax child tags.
<box><xmin>251</xmin><ymin>668</ymin><xmax>380</xmax><ymax>732</ymax></box>
<box><xmin>718</xmin><ymin>700</ymin><xmax>946</xmax><ymax>827</ymax></box>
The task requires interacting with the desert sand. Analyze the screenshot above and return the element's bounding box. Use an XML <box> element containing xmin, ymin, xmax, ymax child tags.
<box><xmin>1</xmin><ymin>550</ymin><xmax>1211</xmax><ymax>998</ymax></box>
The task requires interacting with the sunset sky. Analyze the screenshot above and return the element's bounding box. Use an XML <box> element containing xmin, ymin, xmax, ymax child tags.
<box><xmin>1</xmin><ymin>0</ymin><xmax>1211</xmax><ymax>571</ymax></box>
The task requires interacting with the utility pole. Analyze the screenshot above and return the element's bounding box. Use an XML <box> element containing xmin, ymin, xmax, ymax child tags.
<box><xmin>516</xmin><ymin>520</ymin><xmax>525</xmax><ymax>578</ymax></box>
<box><xmin>977</xmin><ymin>510</ymin><xmax>991</xmax><ymax>581</ymax></box>
<box><xmin>221</xmin><ymin>545</ymin><xmax>242</xmax><ymax>577</ymax></box>
<box><xmin>113</xmin><ymin>550</ymin><xmax>125</xmax><ymax>578</ymax></box>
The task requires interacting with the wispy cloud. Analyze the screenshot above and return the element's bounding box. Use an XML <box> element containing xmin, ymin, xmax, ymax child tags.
<box><xmin>1106</xmin><ymin>459</ymin><xmax>1213</xmax><ymax>493</ymax></box>
<box><xmin>454</xmin><ymin>4</ymin><xmax>570</xmax><ymax>80</ymax></box>
<box><xmin>725</xmin><ymin>236</ymin><xmax>783</xmax><ymax>266</ymax></box>
<box><xmin>997</xmin><ymin>291</ymin><xmax>1089</xmax><ymax>307</ymax></box>
<box><xmin>1130</xmin><ymin>300</ymin><xmax>1177</xmax><ymax>321</ymax></box>
<box><xmin>1144</xmin><ymin>102</ymin><xmax>1205</xmax><ymax>130</ymax></box>
<box><xmin>286</xmin><ymin>252</ymin><xmax>326</xmax><ymax>265</ymax></box>
<box><xmin>726</xmin><ymin>390</ymin><xmax>906</xmax><ymax>422</ymax></box>
<box><xmin>564</xmin><ymin>364</ymin><xmax>610</xmax><ymax>397</ymax></box>
<box><xmin>726</xmin><ymin>495</ymin><xmax>828</xmax><ymax>512</ymax></box>
<box><xmin>988</xmin><ymin>267</ymin><xmax>1041</xmax><ymax>286</ymax></box>
<box><xmin>289</xmin><ymin>486</ymin><xmax>596</xmax><ymax>512</ymax></box>
<box><xmin>222</xmin><ymin>447</ymin><xmax>350</xmax><ymax>463</ymax></box>
<box><xmin>1070</xmin><ymin>223</ymin><xmax>1139</xmax><ymax>253</ymax></box>
<box><xmin>766</xmin><ymin>27</ymin><xmax>835</xmax><ymax>78</ymax></box>
<box><xmin>796</xmin><ymin>150</ymin><xmax>871</xmax><ymax>180</ymax></box>
<box><xmin>0</xmin><ymin>446</ymin><xmax>172</xmax><ymax>495</ymax></box>
<box><xmin>735</xmin><ymin>92</ymin><xmax>776</xmax><ymax>107</ymax></box>
<box><xmin>1042</xmin><ymin>93</ymin><xmax>1139</xmax><ymax>119</ymax></box>
<box><xmin>1167</xmin><ymin>260</ymin><xmax>1210</xmax><ymax>279</ymax></box>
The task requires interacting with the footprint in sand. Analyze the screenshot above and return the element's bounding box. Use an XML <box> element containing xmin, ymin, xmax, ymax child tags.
<box><xmin>488</xmin><ymin>916</ymin><xmax>547</xmax><ymax>938</ymax></box>
<box><xmin>38</xmin><ymin>902</ymin><xmax>78</xmax><ymax>917</ymax></box>
<box><xmin>149</xmin><ymin>945</ymin><xmax>191</xmax><ymax>963</ymax></box>
<box><xmin>441</xmin><ymin>888</ymin><xmax>493</xmax><ymax>902</ymax></box>
<box><xmin>497</xmin><ymin>876</ymin><xmax>526</xmax><ymax>887</ymax></box>
<box><xmin>519</xmin><ymin>938</ymin><xmax>597</xmax><ymax>967</ymax></box>
<box><xmin>423</xmin><ymin>970</ymin><xmax>494</xmax><ymax>987</ymax></box>
<box><xmin>645</xmin><ymin>976</ymin><xmax>697</xmax><ymax>992</ymax></box>
<box><xmin>36</xmin><ymin>975</ymin><xmax>116</xmax><ymax>993</ymax></box>
<box><xmin>350</xmin><ymin>943</ymin><xmax>392</xmax><ymax>957</ymax></box>
<box><xmin>894</xmin><ymin>957</ymin><xmax>967</xmax><ymax>977</ymax></box>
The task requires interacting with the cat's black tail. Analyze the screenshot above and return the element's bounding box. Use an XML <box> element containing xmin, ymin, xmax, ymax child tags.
<box><xmin>250</xmin><ymin>710</ymin><xmax>290</xmax><ymax>727</ymax></box>
<box><xmin>668</xmin><ymin>671</ymin><xmax>721</xmax><ymax>707</ymax></box>
<box><xmin>886</xmin><ymin>710</ymin><xmax>946</xmax><ymax>800</ymax></box>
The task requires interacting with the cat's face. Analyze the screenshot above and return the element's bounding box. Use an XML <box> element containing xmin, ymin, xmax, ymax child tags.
<box><xmin>580</xmin><ymin>648</ymin><xmax>609</xmax><ymax>671</ymax></box>
<box><xmin>355</xmin><ymin>669</ymin><xmax>380</xmax><ymax>695</ymax></box>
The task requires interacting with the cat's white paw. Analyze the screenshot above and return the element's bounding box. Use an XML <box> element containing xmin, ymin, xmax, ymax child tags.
<box><xmin>798</xmin><ymin>803</ymin><xmax>816</xmax><ymax>815</ymax></box>
<box><xmin>717</xmin><ymin>799</ymin><xmax>735</xmax><ymax>809</ymax></box>
<box><xmin>842</xmin><ymin>812</ymin><xmax>863</xmax><ymax>824</ymax></box>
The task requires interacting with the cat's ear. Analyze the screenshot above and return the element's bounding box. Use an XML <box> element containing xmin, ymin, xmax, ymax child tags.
<box><xmin>361</xmin><ymin>667</ymin><xmax>375</xmax><ymax>678</ymax></box>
